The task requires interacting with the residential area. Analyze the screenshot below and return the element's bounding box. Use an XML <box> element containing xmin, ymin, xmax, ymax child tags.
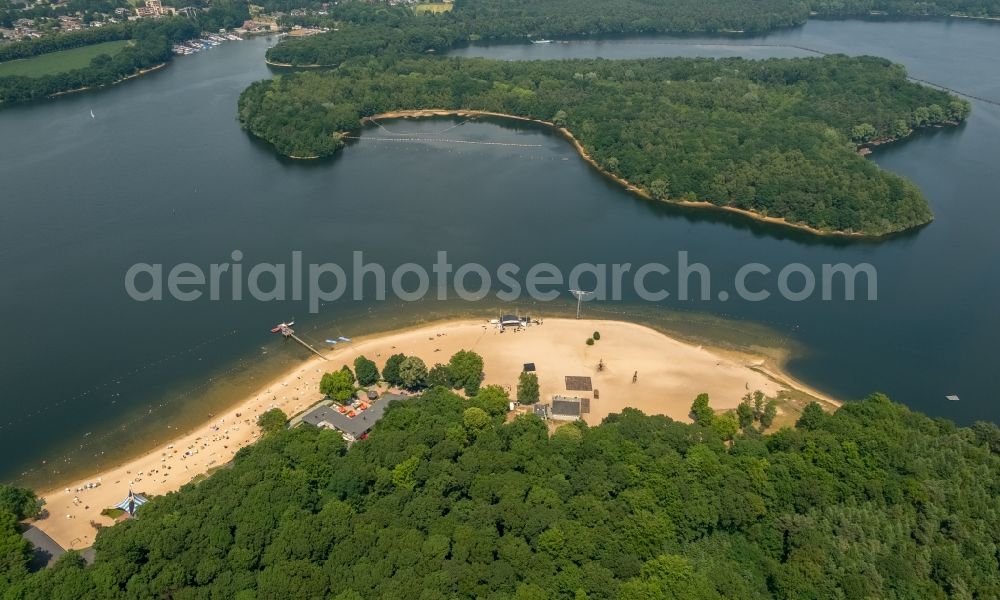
<box><xmin>0</xmin><ymin>0</ymin><xmax>341</xmax><ymax>45</ymax></box>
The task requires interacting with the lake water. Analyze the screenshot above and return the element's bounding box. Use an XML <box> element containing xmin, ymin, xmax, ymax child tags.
<box><xmin>1</xmin><ymin>19</ymin><xmax>999</xmax><ymax>485</ymax></box>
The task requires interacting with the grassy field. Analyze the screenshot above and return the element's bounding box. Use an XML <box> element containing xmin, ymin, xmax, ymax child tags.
<box><xmin>414</xmin><ymin>2</ymin><xmax>454</xmax><ymax>14</ymax></box>
<box><xmin>0</xmin><ymin>40</ymin><xmax>131</xmax><ymax>77</ymax></box>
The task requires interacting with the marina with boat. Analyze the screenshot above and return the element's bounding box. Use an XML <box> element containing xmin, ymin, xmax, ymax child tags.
<box><xmin>172</xmin><ymin>33</ymin><xmax>243</xmax><ymax>56</ymax></box>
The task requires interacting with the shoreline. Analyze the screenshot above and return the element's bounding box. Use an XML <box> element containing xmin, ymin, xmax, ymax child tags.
<box><xmin>32</xmin><ymin>316</ymin><xmax>836</xmax><ymax>549</ymax></box>
<box><xmin>360</xmin><ymin>109</ymin><xmax>910</xmax><ymax>238</ymax></box>
<box><xmin>265</xmin><ymin>57</ymin><xmax>330</xmax><ymax>68</ymax></box>
<box><xmin>48</xmin><ymin>62</ymin><xmax>168</xmax><ymax>99</ymax></box>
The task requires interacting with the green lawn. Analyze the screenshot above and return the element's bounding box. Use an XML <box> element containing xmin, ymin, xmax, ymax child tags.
<box><xmin>0</xmin><ymin>40</ymin><xmax>131</xmax><ymax>77</ymax></box>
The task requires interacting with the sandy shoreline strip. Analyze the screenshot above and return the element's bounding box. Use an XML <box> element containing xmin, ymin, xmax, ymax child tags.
<box><xmin>33</xmin><ymin>317</ymin><xmax>835</xmax><ymax>550</ymax></box>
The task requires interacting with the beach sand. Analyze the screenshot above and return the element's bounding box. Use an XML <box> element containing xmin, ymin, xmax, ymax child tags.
<box><xmin>33</xmin><ymin>317</ymin><xmax>832</xmax><ymax>549</ymax></box>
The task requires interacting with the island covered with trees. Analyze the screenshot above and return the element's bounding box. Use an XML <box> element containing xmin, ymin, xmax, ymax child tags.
<box><xmin>3</xmin><ymin>386</ymin><xmax>999</xmax><ymax>598</ymax></box>
<box><xmin>240</xmin><ymin>54</ymin><xmax>967</xmax><ymax>235</ymax></box>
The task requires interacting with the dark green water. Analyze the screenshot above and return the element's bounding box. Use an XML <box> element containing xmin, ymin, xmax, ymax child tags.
<box><xmin>1</xmin><ymin>19</ymin><xmax>999</xmax><ymax>486</ymax></box>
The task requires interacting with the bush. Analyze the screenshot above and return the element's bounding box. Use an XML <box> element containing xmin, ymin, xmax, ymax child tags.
<box><xmin>448</xmin><ymin>350</ymin><xmax>484</xmax><ymax>396</ymax></box>
<box><xmin>257</xmin><ymin>408</ymin><xmax>288</xmax><ymax>436</ymax></box>
<box><xmin>586</xmin><ymin>338</ymin><xmax>594</xmax><ymax>346</ymax></box>
<box><xmin>399</xmin><ymin>356</ymin><xmax>429</xmax><ymax>391</ymax></box>
<box><xmin>690</xmin><ymin>393</ymin><xmax>713</xmax><ymax>426</ymax></box>
<box><xmin>382</xmin><ymin>353</ymin><xmax>406</xmax><ymax>387</ymax></box>
<box><xmin>475</xmin><ymin>385</ymin><xmax>510</xmax><ymax>416</ymax></box>
<box><xmin>320</xmin><ymin>370</ymin><xmax>356</xmax><ymax>402</ymax></box>
<box><xmin>593</xmin><ymin>331</ymin><xmax>601</xmax><ymax>340</ymax></box>
<box><xmin>0</xmin><ymin>485</ymin><xmax>41</xmax><ymax>520</ymax></box>
<box><xmin>427</xmin><ymin>363</ymin><xmax>453</xmax><ymax>388</ymax></box>
<box><xmin>354</xmin><ymin>356</ymin><xmax>380</xmax><ymax>386</ymax></box>
<box><xmin>796</xmin><ymin>401</ymin><xmax>827</xmax><ymax>430</ymax></box>
<box><xmin>517</xmin><ymin>372</ymin><xmax>540</xmax><ymax>404</ymax></box>
<box><xmin>463</xmin><ymin>407</ymin><xmax>490</xmax><ymax>431</ymax></box>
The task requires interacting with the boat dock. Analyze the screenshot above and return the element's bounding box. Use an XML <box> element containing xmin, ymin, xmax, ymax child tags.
<box><xmin>273</xmin><ymin>323</ymin><xmax>327</xmax><ymax>360</ymax></box>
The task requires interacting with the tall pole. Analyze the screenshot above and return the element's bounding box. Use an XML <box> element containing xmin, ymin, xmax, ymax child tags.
<box><xmin>570</xmin><ymin>289</ymin><xmax>593</xmax><ymax>319</ymax></box>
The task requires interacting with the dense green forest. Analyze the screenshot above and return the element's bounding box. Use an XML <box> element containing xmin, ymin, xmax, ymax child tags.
<box><xmin>0</xmin><ymin>18</ymin><xmax>206</xmax><ymax>104</ymax></box>
<box><xmin>452</xmin><ymin>0</ymin><xmax>811</xmax><ymax>37</ymax></box>
<box><xmin>263</xmin><ymin>0</ymin><xmax>1000</xmax><ymax>67</ymax></box>
<box><xmin>264</xmin><ymin>0</ymin><xmax>812</xmax><ymax>67</ymax></box>
<box><xmin>812</xmin><ymin>0</ymin><xmax>1000</xmax><ymax>16</ymax></box>
<box><xmin>240</xmin><ymin>54</ymin><xmax>967</xmax><ymax>234</ymax></box>
<box><xmin>3</xmin><ymin>389</ymin><xmax>1000</xmax><ymax>598</ymax></box>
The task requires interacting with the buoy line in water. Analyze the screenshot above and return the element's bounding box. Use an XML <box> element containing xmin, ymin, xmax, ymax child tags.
<box><xmin>367</xmin><ymin>117</ymin><xmax>474</xmax><ymax>136</ymax></box>
<box><xmin>905</xmin><ymin>76</ymin><xmax>1000</xmax><ymax>106</ymax></box>
<box><xmin>345</xmin><ymin>135</ymin><xmax>544</xmax><ymax>148</ymax></box>
<box><xmin>350</xmin><ymin>142</ymin><xmax>572</xmax><ymax>161</ymax></box>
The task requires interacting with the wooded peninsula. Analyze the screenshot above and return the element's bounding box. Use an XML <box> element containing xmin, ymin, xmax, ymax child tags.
<box><xmin>240</xmin><ymin>0</ymin><xmax>977</xmax><ymax>235</ymax></box>
<box><xmin>0</xmin><ymin>19</ymin><xmax>198</xmax><ymax>104</ymax></box>
<box><xmin>240</xmin><ymin>54</ymin><xmax>967</xmax><ymax>235</ymax></box>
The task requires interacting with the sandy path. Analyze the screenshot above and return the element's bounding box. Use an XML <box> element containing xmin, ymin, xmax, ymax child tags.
<box><xmin>34</xmin><ymin>318</ymin><xmax>811</xmax><ymax>549</ymax></box>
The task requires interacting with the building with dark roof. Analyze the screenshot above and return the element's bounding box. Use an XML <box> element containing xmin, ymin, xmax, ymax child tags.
<box><xmin>550</xmin><ymin>396</ymin><xmax>589</xmax><ymax>420</ymax></box>
<box><xmin>22</xmin><ymin>526</ymin><xmax>65</xmax><ymax>571</ymax></box>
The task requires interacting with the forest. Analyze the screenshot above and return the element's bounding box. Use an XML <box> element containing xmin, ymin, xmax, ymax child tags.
<box><xmin>263</xmin><ymin>0</ymin><xmax>1000</xmax><ymax>67</ymax></box>
<box><xmin>264</xmin><ymin>0</ymin><xmax>812</xmax><ymax>67</ymax></box>
<box><xmin>2</xmin><ymin>389</ymin><xmax>1000</xmax><ymax>598</ymax></box>
<box><xmin>810</xmin><ymin>0</ymin><xmax>1000</xmax><ymax>16</ymax></box>
<box><xmin>239</xmin><ymin>54</ymin><xmax>967</xmax><ymax>234</ymax></box>
<box><xmin>0</xmin><ymin>18</ymin><xmax>204</xmax><ymax>104</ymax></box>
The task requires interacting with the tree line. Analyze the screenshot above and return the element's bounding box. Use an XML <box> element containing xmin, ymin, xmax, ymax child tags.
<box><xmin>263</xmin><ymin>0</ymin><xmax>1000</xmax><ymax>67</ymax></box>
<box><xmin>318</xmin><ymin>349</ymin><xmax>488</xmax><ymax>400</ymax></box>
<box><xmin>0</xmin><ymin>18</ymin><xmax>204</xmax><ymax>105</ymax></box>
<box><xmin>0</xmin><ymin>22</ymin><xmax>133</xmax><ymax>64</ymax></box>
<box><xmin>264</xmin><ymin>0</ymin><xmax>809</xmax><ymax>68</ymax></box>
<box><xmin>239</xmin><ymin>54</ymin><xmax>967</xmax><ymax>234</ymax></box>
<box><xmin>3</xmin><ymin>389</ymin><xmax>1000</xmax><ymax>597</ymax></box>
<box><xmin>811</xmin><ymin>0</ymin><xmax>1000</xmax><ymax>16</ymax></box>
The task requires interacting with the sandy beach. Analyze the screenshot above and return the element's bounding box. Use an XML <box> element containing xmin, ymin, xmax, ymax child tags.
<box><xmin>33</xmin><ymin>318</ymin><xmax>833</xmax><ymax>549</ymax></box>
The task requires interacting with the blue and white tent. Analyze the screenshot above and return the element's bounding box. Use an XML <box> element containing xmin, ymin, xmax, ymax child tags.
<box><xmin>114</xmin><ymin>489</ymin><xmax>149</xmax><ymax>517</ymax></box>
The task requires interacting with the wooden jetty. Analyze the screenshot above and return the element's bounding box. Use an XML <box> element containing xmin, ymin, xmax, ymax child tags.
<box><xmin>274</xmin><ymin>323</ymin><xmax>327</xmax><ymax>360</ymax></box>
